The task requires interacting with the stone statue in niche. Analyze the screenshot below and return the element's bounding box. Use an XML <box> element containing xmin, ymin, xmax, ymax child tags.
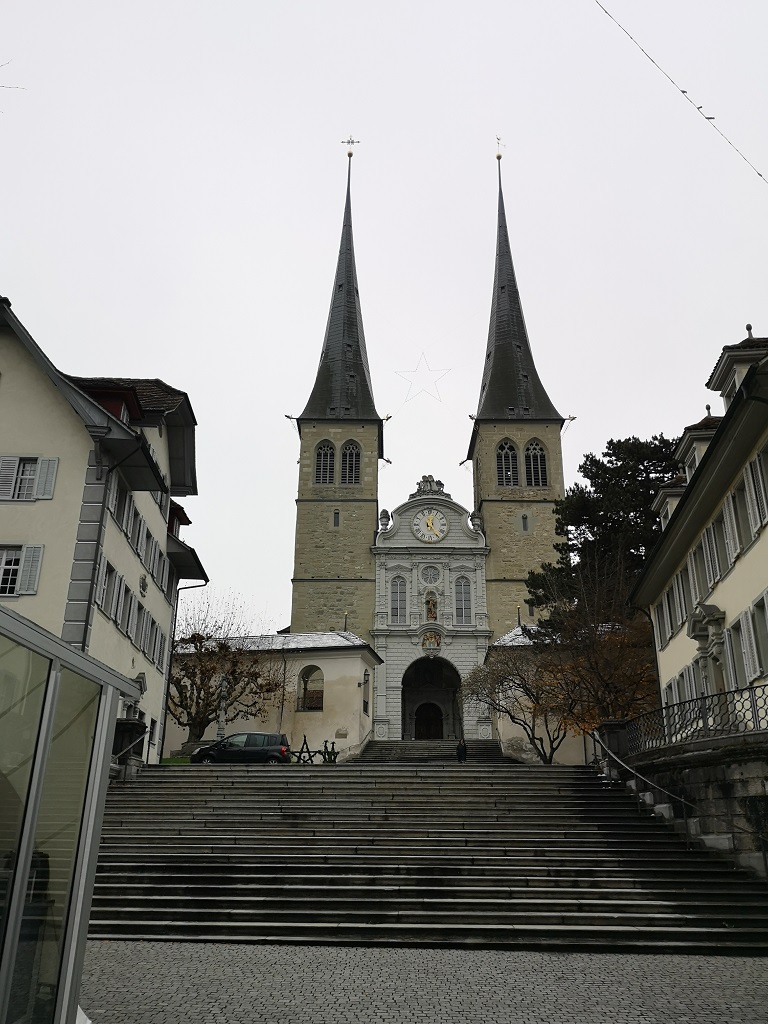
<box><xmin>426</xmin><ymin>592</ymin><xmax>437</xmax><ymax>621</ymax></box>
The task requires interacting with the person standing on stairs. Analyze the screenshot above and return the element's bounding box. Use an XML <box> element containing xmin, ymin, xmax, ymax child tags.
<box><xmin>456</xmin><ymin>738</ymin><xmax>467</xmax><ymax>763</ymax></box>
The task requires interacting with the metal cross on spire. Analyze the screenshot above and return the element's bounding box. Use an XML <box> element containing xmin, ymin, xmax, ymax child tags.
<box><xmin>342</xmin><ymin>136</ymin><xmax>360</xmax><ymax>154</ymax></box>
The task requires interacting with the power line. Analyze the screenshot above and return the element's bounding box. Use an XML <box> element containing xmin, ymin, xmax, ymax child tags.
<box><xmin>594</xmin><ymin>1</ymin><xmax>765</xmax><ymax>185</ymax></box>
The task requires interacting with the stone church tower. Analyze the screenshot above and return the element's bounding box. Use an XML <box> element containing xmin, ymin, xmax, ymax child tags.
<box><xmin>467</xmin><ymin>156</ymin><xmax>565</xmax><ymax>640</ymax></box>
<box><xmin>291</xmin><ymin>155</ymin><xmax>564</xmax><ymax>740</ymax></box>
<box><xmin>290</xmin><ymin>154</ymin><xmax>383</xmax><ymax>643</ymax></box>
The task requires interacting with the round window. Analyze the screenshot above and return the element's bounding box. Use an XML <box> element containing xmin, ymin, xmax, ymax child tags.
<box><xmin>421</xmin><ymin>565</ymin><xmax>440</xmax><ymax>585</ymax></box>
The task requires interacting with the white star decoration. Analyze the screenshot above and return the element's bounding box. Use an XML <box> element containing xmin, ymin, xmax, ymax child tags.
<box><xmin>396</xmin><ymin>352</ymin><xmax>450</xmax><ymax>403</ymax></box>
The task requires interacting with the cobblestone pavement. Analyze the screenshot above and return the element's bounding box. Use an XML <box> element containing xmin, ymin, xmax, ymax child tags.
<box><xmin>81</xmin><ymin>941</ymin><xmax>768</xmax><ymax>1024</ymax></box>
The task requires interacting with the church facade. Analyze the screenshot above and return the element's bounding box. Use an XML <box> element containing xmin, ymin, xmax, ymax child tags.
<box><xmin>289</xmin><ymin>154</ymin><xmax>566</xmax><ymax>745</ymax></box>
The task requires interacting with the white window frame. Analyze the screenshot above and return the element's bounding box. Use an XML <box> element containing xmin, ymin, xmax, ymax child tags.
<box><xmin>0</xmin><ymin>457</ymin><xmax>58</xmax><ymax>501</ymax></box>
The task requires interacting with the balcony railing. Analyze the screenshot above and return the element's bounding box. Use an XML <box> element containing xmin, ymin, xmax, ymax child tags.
<box><xmin>626</xmin><ymin>682</ymin><xmax>768</xmax><ymax>755</ymax></box>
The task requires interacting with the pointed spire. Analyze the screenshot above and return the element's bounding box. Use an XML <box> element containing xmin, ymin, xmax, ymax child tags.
<box><xmin>474</xmin><ymin>155</ymin><xmax>562</xmax><ymax>423</ymax></box>
<box><xmin>299</xmin><ymin>153</ymin><xmax>380</xmax><ymax>423</ymax></box>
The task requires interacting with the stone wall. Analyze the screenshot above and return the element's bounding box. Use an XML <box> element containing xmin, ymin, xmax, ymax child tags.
<box><xmin>626</xmin><ymin>733</ymin><xmax>768</xmax><ymax>876</ymax></box>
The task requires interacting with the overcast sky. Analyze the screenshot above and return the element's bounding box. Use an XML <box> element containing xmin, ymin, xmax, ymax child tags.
<box><xmin>3</xmin><ymin>1</ymin><xmax>767</xmax><ymax>631</ymax></box>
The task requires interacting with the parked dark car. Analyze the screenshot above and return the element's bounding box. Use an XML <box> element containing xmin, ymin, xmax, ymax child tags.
<box><xmin>190</xmin><ymin>732</ymin><xmax>291</xmax><ymax>765</ymax></box>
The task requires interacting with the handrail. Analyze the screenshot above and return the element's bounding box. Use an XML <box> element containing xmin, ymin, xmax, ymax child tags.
<box><xmin>111</xmin><ymin>734</ymin><xmax>146</xmax><ymax>763</ymax></box>
<box><xmin>590</xmin><ymin>728</ymin><xmax>768</xmax><ymax>880</ymax></box>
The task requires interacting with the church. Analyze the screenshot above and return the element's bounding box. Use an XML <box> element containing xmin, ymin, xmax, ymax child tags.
<box><xmin>286</xmin><ymin>152</ymin><xmax>567</xmax><ymax>751</ymax></box>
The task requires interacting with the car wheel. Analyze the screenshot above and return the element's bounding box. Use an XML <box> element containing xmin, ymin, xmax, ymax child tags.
<box><xmin>200</xmin><ymin>755</ymin><xmax>216</xmax><ymax>764</ymax></box>
<box><xmin>265</xmin><ymin>756</ymin><xmax>281</xmax><ymax>765</ymax></box>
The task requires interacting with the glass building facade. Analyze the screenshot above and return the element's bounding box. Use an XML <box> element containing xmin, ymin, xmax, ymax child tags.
<box><xmin>0</xmin><ymin>606</ymin><xmax>137</xmax><ymax>1024</ymax></box>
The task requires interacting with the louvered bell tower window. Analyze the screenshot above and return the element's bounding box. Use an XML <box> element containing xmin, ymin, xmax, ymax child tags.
<box><xmin>315</xmin><ymin>442</ymin><xmax>335</xmax><ymax>484</ymax></box>
<box><xmin>525</xmin><ymin>441</ymin><xmax>547</xmax><ymax>487</ymax></box>
<box><xmin>341</xmin><ymin>441</ymin><xmax>361</xmax><ymax>484</ymax></box>
<box><xmin>496</xmin><ymin>440</ymin><xmax>519</xmax><ymax>487</ymax></box>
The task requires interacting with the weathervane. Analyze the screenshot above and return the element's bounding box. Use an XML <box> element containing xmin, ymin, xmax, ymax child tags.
<box><xmin>496</xmin><ymin>135</ymin><xmax>506</xmax><ymax>156</ymax></box>
<box><xmin>342</xmin><ymin>136</ymin><xmax>360</xmax><ymax>156</ymax></box>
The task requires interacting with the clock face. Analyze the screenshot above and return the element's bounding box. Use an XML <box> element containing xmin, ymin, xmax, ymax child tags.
<box><xmin>411</xmin><ymin>508</ymin><xmax>448</xmax><ymax>543</ymax></box>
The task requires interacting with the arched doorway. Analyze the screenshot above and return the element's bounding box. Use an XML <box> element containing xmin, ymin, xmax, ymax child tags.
<box><xmin>415</xmin><ymin>702</ymin><xmax>443</xmax><ymax>740</ymax></box>
<box><xmin>401</xmin><ymin>656</ymin><xmax>462</xmax><ymax>740</ymax></box>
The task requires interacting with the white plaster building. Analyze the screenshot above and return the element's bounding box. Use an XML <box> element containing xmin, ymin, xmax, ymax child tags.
<box><xmin>371</xmin><ymin>475</ymin><xmax>492</xmax><ymax>741</ymax></box>
<box><xmin>632</xmin><ymin>330</ymin><xmax>768</xmax><ymax>708</ymax></box>
<box><xmin>0</xmin><ymin>296</ymin><xmax>206</xmax><ymax>763</ymax></box>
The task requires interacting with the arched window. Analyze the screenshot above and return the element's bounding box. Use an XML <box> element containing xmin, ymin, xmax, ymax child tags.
<box><xmin>525</xmin><ymin>440</ymin><xmax>547</xmax><ymax>487</ymax></box>
<box><xmin>455</xmin><ymin>576</ymin><xmax>472</xmax><ymax>625</ymax></box>
<box><xmin>391</xmin><ymin>576</ymin><xmax>407</xmax><ymax>624</ymax></box>
<box><xmin>315</xmin><ymin>442</ymin><xmax>334</xmax><ymax>484</ymax></box>
<box><xmin>340</xmin><ymin>441</ymin><xmax>361</xmax><ymax>484</ymax></box>
<box><xmin>496</xmin><ymin>440</ymin><xmax>519</xmax><ymax>486</ymax></box>
<box><xmin>298</xmin><ymin>665</ymin><xmax>324</xmax><ymax>711</ymax></box>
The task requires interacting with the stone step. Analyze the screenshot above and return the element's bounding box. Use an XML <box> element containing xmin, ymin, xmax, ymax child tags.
<box><xmin>90</xmin><ymin>762</ymin><xmax>768</xmax><ymax>952</ymax></box>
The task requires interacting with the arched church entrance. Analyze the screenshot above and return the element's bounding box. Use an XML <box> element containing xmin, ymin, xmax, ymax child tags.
<box><xmin>401</xmin><ymin>657</ymin><xmax>462</xmax><ymax>741</ymax></box>
<box><xmin>414</xmin><ymin>702</ymin><xmax>443</xmax><ymax>740</ymax></box>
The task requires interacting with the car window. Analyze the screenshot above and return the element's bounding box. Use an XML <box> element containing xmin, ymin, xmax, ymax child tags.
<box><xmin>246</xmin><ymin>734</ymin><xmax>266</xmax><ymax>748</ymax></box>
<box><xmin>226</xmin><ymin>734</ymin><xmax>248</xmax><ymax>748</ymax></box>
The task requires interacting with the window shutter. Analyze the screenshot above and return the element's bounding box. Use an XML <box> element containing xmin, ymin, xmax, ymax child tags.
<box><xmin>157</xmin><ymin>633</ymin><xmax>167</xmax><ymax>670</ymax></box>
<box><xmin>722</xmin><ymin>494</ymin><xmax>740</xmax><ymax>564</ymax></box>
<box><xmin>34</xmin><ymin>458</ymin><xmax>58</xmax><ymax>499</ymax></box>
<box><xmin>744</xmin><ymin>466</ymin><xmax>762</xmax><ymax>536</ymax></box>
<box><xmin>137</xmin><ymin>517</ymin><xmax>148</xmax><ymax>558</ymax></box>
<box><xmin>672</xmin><ymin>575</ymin><xmax>685</xmax><ymax>627</ymax></box>
<box><xmin>740</xmin><ymin>611</ymin><xmax>760</xmax><ymax>682</ymax></box>
<box><xmin>106</xmin><ymin>472</ymin><xmax>119</xmax><ymax>514</ymax></box>
<box><xmin>127</xmin><ymin>596</ymin><xmax>138</xmax><ymax>640</ymax></box>
<box><xmin>0</xmin><ymin>457</ymin><xmax>20</xmax><ymax>499</ymax></box>
<box><xmin>123</xmin><ymin>495</ymin><xmax>135</xmax><ymax>536</ymax></box>
<box><xmin>94</xmin><ymin>555</ymin><xmax>108</xmax><ymax>607</ymax></box>
<box><xmin>682</xmin><ymin>664</ymin><xmax>695</xmax><ymax>701</ymax></box>
<box><xmin>752</xmin><ymin>457</ymin><xmax>768</xmax><ymax>525</ymax></box>
<box><xmin>723</xmin><ymin>629</ymin><xmax>738</xmax><ymax>690</ymax></box>
<box><xmin>687</xmin><ymin>551</ymin><xmax>700</xmax><ymax>605</ymax></box>
<box><xmin>17</xmin><ymin>545</ymin><xmax>44</xmax><ymax>594</ymax></box>
<box><xmin>113</xmin><ymin>578</ymin><xmax>125</xmax><ymax>624</ymax></box>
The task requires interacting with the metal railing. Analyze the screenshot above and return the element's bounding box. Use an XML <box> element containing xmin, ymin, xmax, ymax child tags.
<box><xmin>626</xmin><ymin>682</ymin><xmax>768</xmax><ymax>755</ymax></box>
<box><xmin>590</xmin><ymin>728</ymin><xmax>768</xmax><ymax>880</ymax></box>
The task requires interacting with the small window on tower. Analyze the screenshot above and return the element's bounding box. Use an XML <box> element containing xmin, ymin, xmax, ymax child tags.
<box><xmin>522</xmin><ymin>513</ymin><xmax>529</xmax><ymax>532</ymax></box>
<box><xmin>333</xmin><ymin>509</ymin><xmax>340</xmax><ymax>528</ymax></box>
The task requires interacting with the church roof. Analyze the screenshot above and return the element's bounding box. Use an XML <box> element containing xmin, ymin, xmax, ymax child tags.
<box><xmin>299</xmin><ymin>157</ymin><xmax>380</xmax><ymax>425</ymax></box>
<box><xmin>473</xmin><ymin>158</ymin><xmax>562</xmax><ymax>426</ymax></box>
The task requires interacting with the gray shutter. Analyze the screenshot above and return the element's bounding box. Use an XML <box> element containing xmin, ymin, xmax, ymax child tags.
<box><xmin>744</xmin><ymin>467</ymin><xmax>761</xmax><ymax>536</ymax></box>
<box><xmin>94</xmin><ymin>555</ymin><xmax>108</xmax><ymax>607</ymax></box>
<box><xmin>740</xmin><ymin>611</ymin><xmax>760</xmax><ymax>682</ymax></box>
<box><xmin>123</xmin><ymin>495</ymin><xmax>135</xmax><ymax>536</ymax></box>
<box><xmin>157</xmin><ymin>633</ymin><xmax>166</xmax><ymax>670</ymax></box>
<box><xmin>114</xmin><ymin>577</ymin><xmax>125</xmax><ymax>624</ymax></box>
<box><xmin>723</xmin><ymin>629</ymin><xmax>738</xmax><ymax>690</ymax></box>
<box><xmin>672</xmin><ymin>574</ymin><xmax>685</xmax><ymax>627</ymax></box>
<box><xmin>753</xmin><ymin>457</ymin><xmax>768</xmax><ymax>525</ymax></box>
<box><xmin>127</xmin><ymin>596</ymin><xmax>138</xmax><ymax>640</ymax></box>
<box><xmin>17</xmin><ymin>545</ymin><xmax>44</xmax><ymax>594</ymax></box>
<box><xmin>0</xmin><ymin>457</ymin><xmax>20</xmax><ymax>499</ymax></box>
<box><xmin>106</xmin><ymin>472</ymin><xmax>118</xmax><ymax>514</ymax></box>
<box><xmin>34</xmin><ymin>458</ymin><xmax>58</xmax><ymax>499</ymax></box>
<box><xmin>687</xmin><ymin>551</ymin><xmax>700</xmax><ymax>605</ymax></box>
<box><xmin>136</xmin><ymin>517</ymin><xmax>147</xmax><ymax>558</ymax></box>
<box><xmin>722</xmin><ymin>494</ymin><xmax>740</xmax><ymax>565</ymax></box>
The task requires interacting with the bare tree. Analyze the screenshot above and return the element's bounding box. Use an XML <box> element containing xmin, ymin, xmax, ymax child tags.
<box><xmin>462</xmin><ymin>645</ymin><xmax>576</xmax><ymax>764</ymax></box>
<box><xmin>168</xmin><ymin>593</ymin><xmax>281</xmax><ymax>745</ymax></box>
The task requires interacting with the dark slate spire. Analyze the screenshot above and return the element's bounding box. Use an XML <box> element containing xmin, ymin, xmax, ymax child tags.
<box><xmin>299</xmin><ymin>154</ymin><xmax>380</xmax><ymax>423</ymax></box>
<box><xmin>475</xmin><ymin>156</ymin><xmax>562</xmax><ymax>423</ymax></box>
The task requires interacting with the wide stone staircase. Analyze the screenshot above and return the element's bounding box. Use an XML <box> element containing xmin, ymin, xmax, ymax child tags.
<box><xmin>89</xmin><ymin>762</ymin><xmax>768</xmax><ymax>952</ymax></box>
<box><xmin>358</xmin><ymin>740</ymin><xmax>509</xmax><ymax>763</ymax></box>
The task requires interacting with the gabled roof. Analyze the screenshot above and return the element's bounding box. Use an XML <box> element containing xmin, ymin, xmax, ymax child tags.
<box><xmin>299</xmin><ymin>157</ymin><xmax>382</xmax><ymax>448</ymax></box>
<box><xmin>176</xmin><ymin>631</ymin><xmax>382</xmax><ymax>661</ymax></box>
<box><xmin>706</xmin><ymin>328</ymin><xmax>768</xmax><ymax>391</ymax></box>
<box><xmin>471</xmin><ymin>158</ymin><xmax>562</xmax><ymax>434</ymax></box>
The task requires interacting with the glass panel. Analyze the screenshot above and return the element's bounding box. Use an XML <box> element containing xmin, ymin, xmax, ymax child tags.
<box><xmin>0</xmin><ymin>636</ymin><xmax>51</xmax><ymax>953</ymax></box>
<box><xmin>5</xmin><ymin>668</ymin><xmax>101</xmax><ymax>1024</ymax></box>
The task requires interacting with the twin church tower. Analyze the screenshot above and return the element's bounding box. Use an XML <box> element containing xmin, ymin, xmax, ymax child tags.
<box><xmin>289</xmin><ymin>154</ymin><xmax>565</xmax><ymax>739</ymax></box>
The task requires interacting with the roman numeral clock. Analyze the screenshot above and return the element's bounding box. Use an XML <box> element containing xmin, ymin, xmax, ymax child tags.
<box><xmin>411</xmin><ymin>508</ymin><xmax>448</xmax><ymax>543</ymax></box>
